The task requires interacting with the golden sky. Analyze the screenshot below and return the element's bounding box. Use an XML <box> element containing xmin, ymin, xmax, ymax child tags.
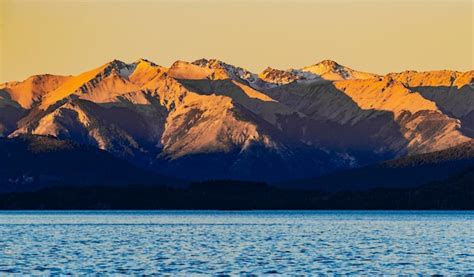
<box><xmin>1</xmin><ymin>0</ymin><xmax>472</xmax><ymax>82</ymax></box>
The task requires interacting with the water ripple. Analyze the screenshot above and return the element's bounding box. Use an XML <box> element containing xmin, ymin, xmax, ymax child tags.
<box><xmin>0</xmin><ymin>211</ymin><xmax>472</xmax><ymax>275</ymax></box>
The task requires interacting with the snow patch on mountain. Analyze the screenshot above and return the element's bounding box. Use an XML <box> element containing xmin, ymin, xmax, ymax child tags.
<box><xmin>300</xmin><ymin>60</ymin><xmax>378</xmax><ymax>81</ymax></box>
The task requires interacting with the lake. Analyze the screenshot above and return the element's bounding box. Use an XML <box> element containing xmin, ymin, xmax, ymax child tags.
<box><xmin>0</xmin><ymin>211</ymin><xmax>472</xmax><ymax>274</ymax></box>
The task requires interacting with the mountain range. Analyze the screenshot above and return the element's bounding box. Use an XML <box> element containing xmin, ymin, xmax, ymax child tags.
<box><xmin>1</xmin><ymin>58</ymin><xmax>473</xmax><ymax>188</ymax></box>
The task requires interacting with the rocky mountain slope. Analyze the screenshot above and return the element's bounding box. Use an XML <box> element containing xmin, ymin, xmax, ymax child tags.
<box><xmin>1</xmin><ymin>58</ymin><xmax>472</xmax><ymax>182</ymax></box>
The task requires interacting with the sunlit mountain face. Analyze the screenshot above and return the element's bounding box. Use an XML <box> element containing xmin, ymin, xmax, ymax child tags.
<box><xmin>1</xmin><ymin>58</ymin><xmax>473</xmax><ymax>182</ymax></box>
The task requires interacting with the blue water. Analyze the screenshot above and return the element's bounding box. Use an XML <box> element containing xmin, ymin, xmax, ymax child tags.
<box><xmin>0</xmin><ymin>211</ymin><xmax>472</xmax><ymax>275</ymax></box>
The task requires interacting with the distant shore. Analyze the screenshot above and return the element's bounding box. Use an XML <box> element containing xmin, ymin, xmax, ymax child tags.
<box><xmin>0</xmin><ymin>177</ymin><xmax>472</xmax><ymax>210</ymax></box>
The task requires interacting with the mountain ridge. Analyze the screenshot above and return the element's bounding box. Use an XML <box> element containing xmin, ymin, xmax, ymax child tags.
<box><xmin>1</xmin><ymin>58</ymin><xmax>472</xmax><ymax>182</ymax></box>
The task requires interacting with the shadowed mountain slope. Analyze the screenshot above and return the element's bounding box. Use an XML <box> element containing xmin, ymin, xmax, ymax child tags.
<box><xmin>282</xmin><ymin>140</ymin><xmax>474</xmax><ymax>191</ymax></box>
<box><xmin>0</xmin><ymin>135</ymin><xmax>178</xmax><ymax>193</ymax></box>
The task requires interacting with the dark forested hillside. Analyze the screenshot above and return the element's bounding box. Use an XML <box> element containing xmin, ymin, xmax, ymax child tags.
<box><xmin>282</xmin><ymin>140</ymin><xmax>474</xmax><ymax>191</ymax></box>
<box><xmin>0</xmin><ymin>135</ymin><xmax>178</xmax><ymax>193</ymax></box>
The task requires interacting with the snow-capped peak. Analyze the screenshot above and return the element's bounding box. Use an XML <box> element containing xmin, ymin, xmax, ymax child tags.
<box><xmin>106</xmin><ymin>60</ymin><xmax>138</xmax><ymax>79</ymax></box>
<box><xmin>191</xmin><ymin>58</ymin><xmax>260</xmax><ymax>85</ymax></box>
<box><xmin>258</xmin><ymin>67</ymin><xmax>301</xmax><ymax>85</ymax></box>
<box><xmin>300</xmin><ymin>60</ymin><xmax>378</xmax><ymax>81</ymax></box>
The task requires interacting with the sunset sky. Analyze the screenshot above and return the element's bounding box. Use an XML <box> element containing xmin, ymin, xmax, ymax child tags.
<box><xmin>1</xmin><ymin>0</ymin><xmax>472</xmax><ymax>82</ymax></box>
